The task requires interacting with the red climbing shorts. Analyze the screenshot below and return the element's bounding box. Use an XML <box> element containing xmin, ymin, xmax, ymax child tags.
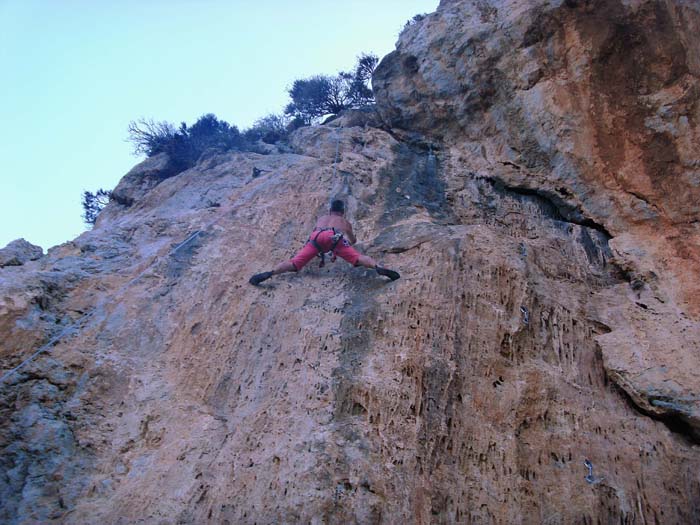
<box><xmin>289</xmin><ymin>229</ymin><xmax>361</xmax><ymax>270</ymax></box>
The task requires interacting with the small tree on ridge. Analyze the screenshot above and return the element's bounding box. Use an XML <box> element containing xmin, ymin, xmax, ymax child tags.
<box><xmin>82</xmin><ymin>189</ymin><xmax>112</xmax><ymax>226</ymax></box>
<box><xmin>285</xmin><ymin>53</ymin><xmax>378</xmax><ymax>124</ymax></box>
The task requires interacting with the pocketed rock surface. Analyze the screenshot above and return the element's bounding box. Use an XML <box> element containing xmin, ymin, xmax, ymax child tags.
<box><xmin>2</xmin><ymin>1</ymin><xmax>700</xmax><ymax>524</ymax></box>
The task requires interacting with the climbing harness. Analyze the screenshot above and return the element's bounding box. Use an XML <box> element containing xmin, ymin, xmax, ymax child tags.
<box><xmin>308</xmin><ymin>227</ymin><xmax>344</xmax><ymax>268</ymax></box>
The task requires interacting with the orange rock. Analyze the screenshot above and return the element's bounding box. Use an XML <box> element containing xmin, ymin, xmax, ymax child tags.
<box><xmin>2</xmin><ymin>1</ymin><xmax>700</xmax><ymax>523</ymax></box>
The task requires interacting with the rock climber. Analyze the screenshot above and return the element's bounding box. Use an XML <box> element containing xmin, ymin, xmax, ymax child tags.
<box><xmin>249</xmin><ymin>199</ymin><xmax>400</xmax><ymax>285</ymax></box>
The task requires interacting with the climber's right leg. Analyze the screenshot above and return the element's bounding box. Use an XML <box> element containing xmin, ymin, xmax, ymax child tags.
<box><xmin>272</xmin><ymin>261</ymin><xmax>297</xmax><ymax>274</ymax></box>
<box><xmin>249</xmin><ymin>260</ymin><xmax>297</xmax><ymax>286</ymax></box>
<box><xmin>249</xmin><ymin>243</ymin><xmax>317</xmax><ymax>286</ymax></box>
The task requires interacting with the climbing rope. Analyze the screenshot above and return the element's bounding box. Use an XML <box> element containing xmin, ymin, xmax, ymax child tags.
<box><xmin>330</xmin><ymin>132</ymin><xmax>354</xmax><ymax>200</ymax></box>
<box><xmin>332</xmin><ymin>134</ymin><xmax>340</xmax><ymax>179</ymax></box>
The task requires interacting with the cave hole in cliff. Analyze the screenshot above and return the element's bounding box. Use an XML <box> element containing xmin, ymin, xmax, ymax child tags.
<box><xmin>489</xmin><ymin>179</ymin><xmax>612</xmax><ymax>237</ymax></box>
<box><xmin>655</xmin><ymin>413</ymin><xmax>700</xmax><ymax>447</ymax></box>
<box><xmin>612</xmin><ymin>383</ymin><xmax>700</xmax><ymax>446</ymax></box>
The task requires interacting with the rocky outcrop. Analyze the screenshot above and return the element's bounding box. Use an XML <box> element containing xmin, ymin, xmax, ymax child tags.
<box><xmin>0</xmin><ymin>239</ymin><xmax>43</xmax><ymax>268</ymax></box>
<box><xmin>1</xmin><ymin>1</ymin><xmax>699</xmax><ymax>524</ymax></box>
<box><xmin>110</xmin><ymin>152</ymin><xmax>171</xmax><ymax>207</ymax></box>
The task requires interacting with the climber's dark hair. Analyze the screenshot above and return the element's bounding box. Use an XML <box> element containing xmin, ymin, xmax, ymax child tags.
<box><xmin>330</xmin><ymin>200</ymin><xmax>345</xmax><ymax>213</ymax></box>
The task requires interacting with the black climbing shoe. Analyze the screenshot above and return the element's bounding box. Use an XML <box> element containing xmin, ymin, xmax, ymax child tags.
<box><xmin>376</xmin><ymin>266</ymin><xmax>400</xmax><ymax>281</ymax></box>
<box><xmin>249</xmin><ymin>271</ymin><xmax>273</xmax><ymax>286</ymax></box>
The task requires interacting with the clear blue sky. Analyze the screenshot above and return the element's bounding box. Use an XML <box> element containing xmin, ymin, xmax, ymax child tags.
<box><xmin>0</xmin><ymin>0</ymin><xmax>437</xmax><ymax>251</ymax></box>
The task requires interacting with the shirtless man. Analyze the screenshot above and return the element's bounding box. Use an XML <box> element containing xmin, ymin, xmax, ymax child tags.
<box><xmin>249</xmin><ymin>199</ymin><xmax>400</xmax><ymax>285</ymax></box>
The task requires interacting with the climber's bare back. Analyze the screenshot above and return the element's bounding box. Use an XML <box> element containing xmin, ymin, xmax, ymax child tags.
<box><xmin>315</xmin><ymin>213</ymin><xmax>356</xmax><ymax>244</ymax></box>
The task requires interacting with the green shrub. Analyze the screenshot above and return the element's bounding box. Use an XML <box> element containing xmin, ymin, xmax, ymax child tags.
<box><xmin>126</xmin><ymin>119</ymin><xmax>176</xmax><ymax>157</ymax></box>
<box><xmin>127</xmin><ymin>113</ymin><xmax>246</xmax><ymax>173</ymax></box>
<box><xmin>404</xmin><ymin>13</ymin><xmax>426</xmax><ymax>28</ymax></box>
<box><xmin>243</xmin><ymin>114</ymin><xmax>291</xmax><ymax>144</ymax></box>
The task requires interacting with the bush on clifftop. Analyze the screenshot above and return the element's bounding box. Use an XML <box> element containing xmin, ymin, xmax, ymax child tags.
<box><xmin>243</xmin><ymin>114</ymin><xmax>296</xmax><ymax>144</ymax></box>
<box><xmin>127</xmin><ymin>113</ymin><xmax>247</xmax><ymax>173</ymax></box>
<box><xmin>284</xmin><ymin>53</ymin><xmax>378</xmax><ymax>124</ymax></box>
<box><xmin>85</xmin><ymin>50</ymin><xmax>381</xmax><ymax>229</ymax></box>
<box><xmin>125</xmin><ymin>52</ymin><xmax>378</xmax><ymax>170</ymax></box>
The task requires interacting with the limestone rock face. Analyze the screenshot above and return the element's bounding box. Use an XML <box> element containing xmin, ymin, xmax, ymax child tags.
<box><xmin>1</xmin><ymin>1</ymin><xmax>700</xmax><ymax>524</ymax></box>
<box><xmin>0</xmin><ymin>239</ymin><xmax>43</xmax><ymax>267</ymax></box>
<box><xmin>374</xmin><ymin>0</ymin><xmax>700</xmax><ymax>459</ymax></box>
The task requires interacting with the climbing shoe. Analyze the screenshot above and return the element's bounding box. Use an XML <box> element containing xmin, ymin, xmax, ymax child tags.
<box><xmin>249</xmin><ymin>271</ymin><xmax>273</xmax><ymax>286</ymax></box>
<box><xmin>376</xmin><ymin>266</ymin><xmax>400</xmax><ymax>281</ymax></box>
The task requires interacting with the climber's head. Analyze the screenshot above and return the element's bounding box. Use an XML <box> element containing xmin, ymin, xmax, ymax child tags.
<box><xmin>330</xmin><ymin>199</ymin><xmax>345</xmax><ymax>215</ymax></box>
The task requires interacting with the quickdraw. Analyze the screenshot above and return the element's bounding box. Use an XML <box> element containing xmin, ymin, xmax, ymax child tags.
<box><xmin>583</xmin><ymin>459</ymin><xmax>604</xmax><ymax>484</ymax></box>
